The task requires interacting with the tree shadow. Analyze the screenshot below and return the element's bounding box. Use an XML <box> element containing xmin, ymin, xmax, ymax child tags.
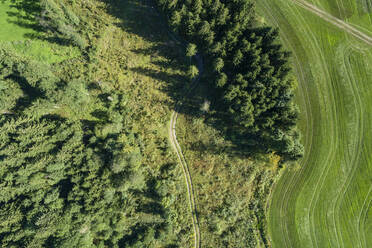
<box><xmin>2</xmin><ymin>0</ymin><xmax>77</xmax><ymax>47</ymax></box>
<box><xmin>98</xmin><ymin>0</ymin><xmax>265</xmax><ymax>158</ymax></box>
<box><xmin>8</xmin><ymin>74</ymin><xmax>46</xmax><ymax>113</ymax></box>
<box><xmin>4</xmin><ymin>1</ymin><xmax>42</xmax><ymax>32</ymax></box>
<box><xmin>100</xmin><ymin>0</ymin><xmax>195</xmax><ymax>103</ymax></box>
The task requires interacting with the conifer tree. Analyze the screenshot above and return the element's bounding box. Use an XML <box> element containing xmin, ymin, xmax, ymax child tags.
<box><xmin>155</xmin><ymin>0</ymin><xmax>303</xmax><ymax>160</ymax></box>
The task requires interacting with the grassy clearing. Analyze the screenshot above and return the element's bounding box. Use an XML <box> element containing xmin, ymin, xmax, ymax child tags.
<box><xmin>0</xmin><ymin>0</ymin><xmax>288</xmax><ymax>246</ymax></box>
<box><xmin>78</xmin><ymin>0</ymin><xmax>279</xmax><ymax>246</ymax></box>
<box><xmin>0</xmin><ymin>0</ymin><xmax>80</xmax><ymax>63</ymax></box>
<box><xmin>175</xmin><ymin>72</ymin><xmax>281</xmax><ymax>247</ymax></box>
<box><xmin>257</xmin><ymin>0</ymin><xmax>372</xmax><ymax>247</ymax></box>
<box><xmin>73</xmin><ymin>0</ymin><xmax>195</xmax><ymax>245</ymax></box>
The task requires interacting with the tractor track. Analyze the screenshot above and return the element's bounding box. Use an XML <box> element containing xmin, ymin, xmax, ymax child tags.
<box><xmin>291</xmin><ymin>0</ymin><xmax>372</xmax><ymax>46</ymax></box>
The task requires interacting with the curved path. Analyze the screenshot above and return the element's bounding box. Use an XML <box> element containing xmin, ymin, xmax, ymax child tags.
<box><xmin>291</xmin><ymin>0</ymin><xmax>372</xmax><ymax>46</ymax></box>
<box><xmin>168</xmin><ymin>54</ymin><xmax>203</xmax><ymax>248</ymax></box>
<box><xmin>146</xmin><ymin>1</ymin><xmax>203</xmax><ymax>246</ymax></box>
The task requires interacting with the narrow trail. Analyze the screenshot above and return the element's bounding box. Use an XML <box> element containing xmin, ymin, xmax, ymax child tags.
<box><xmin>291</xmin><ymin>0</ymin><xmax>372</xmax><ymax>46</ymax></box>
<box><xmin>144</xmin><ymin>1</ymin><xmax>203</xmax><ymax>246</ymax></box>
<box><xmin>168</xmin><ymin>54</ymin><xmax>203</xmax><ymax>248</ymax></box>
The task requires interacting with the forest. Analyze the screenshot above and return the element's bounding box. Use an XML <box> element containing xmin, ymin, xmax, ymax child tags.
<box><xmin>0</xmin><ymin>1</ymin><xmax>168</xmax><ymax>247</ymax></box>
<box><xmin>0</xmin><ymin>44</ymin><xmax>165</xmax><ymax>247</ymax></box>
<box><xmin>156</xmin><ymin>0</ymin><xmax>303</xmax><ymax>161</ymax></box>
<box><xmin>0</xmin><ymin>0</ymin><xmax>302</xmax><ymax>247</ymax></box>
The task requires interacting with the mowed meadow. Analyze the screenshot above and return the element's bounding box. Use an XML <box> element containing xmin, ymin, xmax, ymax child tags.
<box><xmin>306</xmin><ymin>0</ymin><xmax>372</xmax><ymax>34</ymax></box>
<box><xmin>257</xmin><ymin>0</ymin><xmax>372</xmax><ymax>247</ymax></box>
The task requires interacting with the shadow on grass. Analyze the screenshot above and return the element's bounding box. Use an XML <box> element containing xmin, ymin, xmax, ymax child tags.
<box><xmin>2</xmin><ymin>0</ymin><xmax>77</xmax><ymax>47</ymax></box>
<box><xmin>100</xmin><ymin>0</ymin><xmax>267</xmax><ymax>158</ymax></box>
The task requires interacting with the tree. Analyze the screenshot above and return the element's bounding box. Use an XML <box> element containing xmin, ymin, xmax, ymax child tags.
<box><xmin>192</xmin><ymin>0</ymin><xmax>203</xmax><ymax>14</ymax></box>
<box><xmin>233</xmin><ymin>49</ymin><xmax>244</xmax><ymax>66</ymax></box>
<box><xmin>156</xmin><ymin>0</ymin><xmax>303</xmax><ymax>161</ymax></box>
<box><xmin>186</xmin><ymin>43</ymin><xmax>197</xmax><ymax>65</ymax></box>
<box><xmin>0</xmin><ymin>45</ymin><xmax>165</xmax><ymax>247</ymax></box>
<box><xmin>213</xmin><ymin>57</ymin><xmax>224</xmax><ymax>72</ymax></box>
<box><xmin>216</xmin><ymin>72</ymin><xmax>227</xmax><ymax>87</ymax></box>
<box><xmin>170</xmin><ymin>10</ymin><xmax>182</xmax><ymax>27</ymax></box>
<box><xmin>188</xmin><ymin>65</ymin><xmax>199</xmax><ymax>79</ymax></box>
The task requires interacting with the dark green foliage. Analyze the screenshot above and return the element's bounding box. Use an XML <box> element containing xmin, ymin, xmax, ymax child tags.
<box><xmin>186</xmin><ymin>43</ymin><xmax>197</xmax><ymax>58</ymax></box>
<box><xmin>0</xmin><ymin>45</ymin><xmax>164</xmax><ymax>247</ymax></box>
<box><xmin>188</xmin><ymin>65</ymin><xmax>199</xmax><ymax>79</ymax></box>
<box><xmin>156</xmin><ymin>0</ymin><xmax>303</xmax><ymax>161</ymax></box>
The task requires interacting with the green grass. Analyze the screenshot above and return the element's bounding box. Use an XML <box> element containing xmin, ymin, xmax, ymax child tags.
<box><xmin>70</xmin><ymin>0</ymin><xmax>278</xmax><ymax>246</ymax></box>
<box><xmin>0</xmin><ymin>0</ymin><xmax>34</xmax><ymax>41</ymax></box>
<box><xmin>0</xmin><ymin>0</ymin><xmax>80</xmax><ymax>63</ymax></box>
<box><xmin>257</xmin><ymin>0</ymin><xmax>372</xmax><ymax>247</ymax></box>
<box><xmin>305</xmin><ymin>0</ymin><xmax>372</xmax><ymax>34</ymax></box>
<box><xmin>176</xmin><ymin>87</ymin><xmax>279</xmax><ymax>246</ymax></box>
<box><xmin>66</xmin><ymin>0</ymin><xmax>197</xmax><ymax>245</ymax></box>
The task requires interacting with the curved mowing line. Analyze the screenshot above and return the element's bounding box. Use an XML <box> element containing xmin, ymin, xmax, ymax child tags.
<box><xmin>281</xmin><ymin>4</ymin><xmax>342</xmax><ymax>247</ymax></box>
<box><xmin>260</xmin><ymin>1</ymin><xmax>372</xmax><ymax>248</ymax></box>
<box><xmin>330</xmin><ymin>43</ymin><xmax>365</xmax><ymax>248</ymax></box>
<box><xmin>357</xmin><ymin>186</ymin><xmax>372</xmax><ymax>248</ymax></box>
<box><xmin>258</xmin><ymin>1</ymin><xmax>317</xmax><ymax>247</ymax></box>
<box><xmin>293</xmin><ymin>7</ymin><xmax>341</xmax><ymax>248</ymax></box>
<box><xmin>290</xmin><ymin>5</ymin><xmax>372</xmax><ymax>248</ymax></box>
<box><xmin>291</xmin><ymin>0</ymin><xmax>372</xmax><ymax>46</ymax></box>
<box><xmin>345</xmin><ymin>44</ymin><xmax>372</xmax><ymax>248</ymax></box>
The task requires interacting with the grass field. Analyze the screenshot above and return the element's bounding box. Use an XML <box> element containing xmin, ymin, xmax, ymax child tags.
<box><xmin>257</xmin><ymin>0</ymin><xmax>372</xmax><ymax>247</ymax></box>
<box><xmin>0</xmin><ymin>0</ymin><xmax>34</xmax><ymax>41</ymax></box>
<box><xmin>304</xmin><ymin>0</ymin><xmax>372</xmax><ymax>35</ymax></box>
<box><xmin>0</xmin><ymin>0</ymin><xmax>79</xmax><ymax>63</ymax></box>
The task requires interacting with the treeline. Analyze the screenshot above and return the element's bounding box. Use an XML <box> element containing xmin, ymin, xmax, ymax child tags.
<box><xmin>0</xmin><ymin>45</ymin><xmax>164</xmax><ymax>247</ymax></box>
<box><xmin>156</xmin><ymin>0</ymin><xmax>303</xmax><ymax>160</ymax></box>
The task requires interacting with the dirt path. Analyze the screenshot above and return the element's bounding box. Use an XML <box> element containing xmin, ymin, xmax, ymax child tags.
<box><xmin>168</xmin><ymin>54</ymin><xmax>203</xmax><ymax>248</ymax></box>
<box><xmin>292</xmin><ymin>0</ymin><xmax>372</xmax><ymax>46</ymax></box>
<box><xmin>144</xmin><ymin>1</ymin><xmax>203</xmax><ymax>246</ymax></box>
<box><xmin>151</xmin><ymin>4</ymin><xmax>204</xmax><ymax>246</ymax></box>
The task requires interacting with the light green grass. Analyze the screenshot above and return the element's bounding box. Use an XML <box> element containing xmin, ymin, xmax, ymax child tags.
<box><xmin>257</xmin><ymin>0</ymin><xmax>372</xmax><ymax>247</ymax></box>
<box><xmin>0</xmin><ymin>1</ymin><xmax>80</xmax><ymax>63</ymax></box>
<box><xmin>0</xmin><ymin>1</ymin><xmax>34</xmax><ymax>41</ymax></box>
<box><xmin>6</xmin><ymin>40</ymin><xmax>80</xmax><ymax>63</ymax></box>
<box><xmin>306</xmin><ymin>0</ymin><xmax>372</xmax><ymax>35</ymax></box>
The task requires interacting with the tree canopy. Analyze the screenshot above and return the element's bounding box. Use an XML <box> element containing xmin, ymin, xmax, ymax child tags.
<box><xmin>0</xmin><ymin>45</ymin><xmax>164</xmax><ymax>247</ymax></box>
<box><xmin>156</xmin><ymin>0</ymin><xmax>303</xmax><ymax>160</ymax></box>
